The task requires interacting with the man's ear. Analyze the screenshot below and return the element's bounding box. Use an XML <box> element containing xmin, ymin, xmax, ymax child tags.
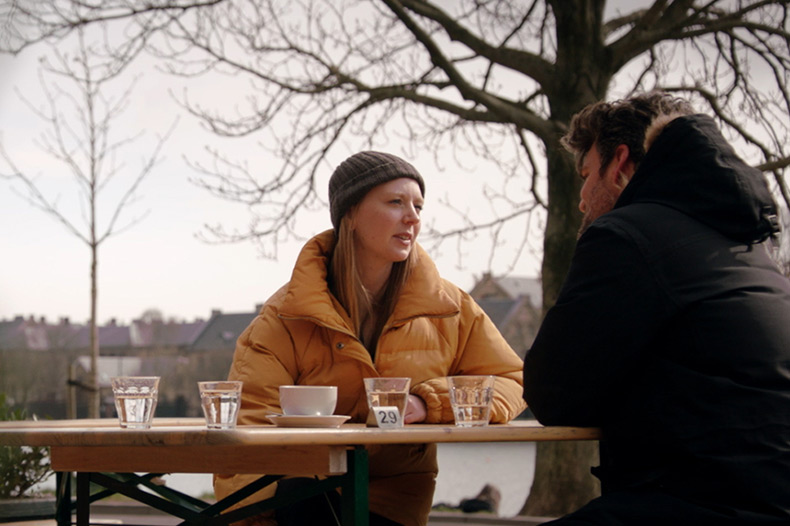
<box><xmin>607</xmin><ymin>144</ymin><xmax>636</xmax><ymax>190</ymax></box>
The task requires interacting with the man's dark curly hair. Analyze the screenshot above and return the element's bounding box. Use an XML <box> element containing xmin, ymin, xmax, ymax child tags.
<box><xmin>561</xmin><ymin>91</ymin><xmax>695</xmax><ymax>175</ymax></box>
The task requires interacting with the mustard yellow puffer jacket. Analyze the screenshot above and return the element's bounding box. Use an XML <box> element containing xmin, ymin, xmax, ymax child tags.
<box><xmin>214</xmin><ymin>230</ymin><xmax>526</xmax><ymax>526</ymax></box>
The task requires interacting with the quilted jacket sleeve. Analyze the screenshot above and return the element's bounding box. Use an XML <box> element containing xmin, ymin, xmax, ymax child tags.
<box><xmin>412</xmin><ymin>288</ymin><xmax>526</xmax><ymax>424</ymax></box>
<box><xmin>228</xmin><ymin>307</ymin><xmax>299</xmax><ymax>424</ymax></box>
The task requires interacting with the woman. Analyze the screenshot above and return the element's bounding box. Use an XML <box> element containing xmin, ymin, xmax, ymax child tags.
<box><xmin>214</xmin><ymin>151</ymin><xmax>526</xmax><ymax>526</ymax></box>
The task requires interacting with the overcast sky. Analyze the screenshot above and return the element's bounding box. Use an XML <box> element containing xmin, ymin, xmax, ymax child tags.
<box><xmin>0</xmin><ymin>29</ymin><xmax>541</xmax><ymax>326</ymax></box>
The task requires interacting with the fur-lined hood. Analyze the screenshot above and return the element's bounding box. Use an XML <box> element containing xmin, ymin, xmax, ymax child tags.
<box><xmin>614</xmin><ymin>114</ymin><xmax>779</xmax><ymax>243</ymax></box>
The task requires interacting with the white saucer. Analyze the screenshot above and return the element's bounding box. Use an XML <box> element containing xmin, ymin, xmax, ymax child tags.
<box><xmin>266</xmin><ymin>414</ymin><xmax>350</xmax><ymax>428</ymax></box>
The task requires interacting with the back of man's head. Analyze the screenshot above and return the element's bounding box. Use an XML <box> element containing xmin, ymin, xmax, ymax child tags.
<box><xmin>562</xmin><ymin>92</ymin><xmax>695</xmax><ymax>175</ymax></box>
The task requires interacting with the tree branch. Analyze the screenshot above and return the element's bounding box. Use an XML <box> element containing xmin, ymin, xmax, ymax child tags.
<box><xmin>398</xmin><ymin>0</ymin><xmax>555</xmax><ymax>85</ymax></box>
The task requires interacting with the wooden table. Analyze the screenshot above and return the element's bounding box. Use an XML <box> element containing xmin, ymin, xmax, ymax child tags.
<box><xmin>0</xmin><ymin>418</ymin><xmax>600</xmax><ymax>526</ymax></box>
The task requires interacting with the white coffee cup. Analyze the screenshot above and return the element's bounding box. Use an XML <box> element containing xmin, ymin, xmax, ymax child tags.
<box><xmin>279</xmin><ymin>385</ymin><xmax>337</xmax><ymax>416</ymax></box>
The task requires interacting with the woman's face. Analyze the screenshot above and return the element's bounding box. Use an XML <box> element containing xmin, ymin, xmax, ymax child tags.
<box><xmin>349</xmin><ymin>177</ymin><xmax>423</xmax><ymax>270</ymax></box>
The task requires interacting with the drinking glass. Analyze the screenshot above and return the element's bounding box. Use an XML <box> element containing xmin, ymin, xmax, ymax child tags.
<box><xmin>199</xmin><ymin>381</ymin><xmax>243</xmax><ymax>429</ymax></box>
<box><xmin>448</xmin><ymin>375</ymin><xmax>495</xmax><ymax>427</ymax></box>
<box><xmin>111</xmin><ymin>376</ymin><xmax>160</xmax><ymax>429</ymax></box>
<box><xmin>363</xmin><ymin>377</ymin><xmax>410</xmax><ymax>427</ymax></box>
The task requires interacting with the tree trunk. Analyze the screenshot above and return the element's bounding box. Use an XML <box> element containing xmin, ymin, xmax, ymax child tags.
<box><xmin>528</xmin><ymin>441</ymin><xmax>601</xmax><ymax>517</ymax></box>
<box><xmin>521</xmin><ymin>127</ymin><xmax>602</xmax><ymax>517</ymax></box>
<box><xmin>519</xmin><ymin>2</ymin><xmax>614</xmax><ymax>516</ymax></box>
<box><xmin>521</xmin><ymin>87</ymin><xmax>610</xmax><ymax>516</ymax></box>
<box><xmin>538</xmin><ymin>129</ymin><xmax>583</xmax><ymax>311</ymax></box>
<box><xmin>88</xmin><ymin>242</ymin><xmax>100</xmax><ymax>418</ymax></box>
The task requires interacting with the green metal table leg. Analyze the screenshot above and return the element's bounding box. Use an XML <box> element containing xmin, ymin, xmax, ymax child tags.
<box><xmin>55</xmin><ymin>472</ymin><xmax>72</xmax><ymax>526</ymax></box>
<box><xmin>75</xmin><ymin>473</ymin><xmax>90</xmax><ymax>526</ymax></box>
<box><xmin>341</xmin><ymin>447</ymin><xmax>369</xmax><ymax>526</ymax></box>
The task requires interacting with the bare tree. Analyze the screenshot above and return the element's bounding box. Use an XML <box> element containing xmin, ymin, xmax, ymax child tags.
<box><xmin>772</xmin><ymin>206</ymin><xmax>790</xmax><ymax>276</ymax></box>
<box><xmin>4</xmin><ymin>0</ymin><xmax>789</xmax><ymax>516</ymax></box>
<box><xmin>0</xmin><ymin>28</ymin><xmax>174</xmax><ymax>418</ymax></box>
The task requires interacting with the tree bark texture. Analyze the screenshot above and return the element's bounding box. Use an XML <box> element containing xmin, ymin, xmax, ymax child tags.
<box><xmin>527</xmin><ymin>441</ymin><xmax>601</xmax><ymax>518</ymax></box>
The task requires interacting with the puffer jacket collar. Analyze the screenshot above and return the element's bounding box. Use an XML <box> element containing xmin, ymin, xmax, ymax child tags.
<box><xmin>277</xmin><ymin>230</ymin><xmax>460</xmax><ymax>333</ymax></box>
<box><xmin>614</xmin><ymin>114</ymin><xmax>779</xmax><ymax>243</ymax></box>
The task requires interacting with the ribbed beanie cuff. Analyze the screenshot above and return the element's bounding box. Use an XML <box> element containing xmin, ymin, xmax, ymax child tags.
<box><xmin>329</xmin><ymin>151</ymin><xmax>425</xmax><ymax>230</ymax></box>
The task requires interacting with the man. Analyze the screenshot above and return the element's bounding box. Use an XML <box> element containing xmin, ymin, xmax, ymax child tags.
<box><xmin>523</xmin><ymin>92</ymin><xmax>790</xmax><ymax>525</ymax></box>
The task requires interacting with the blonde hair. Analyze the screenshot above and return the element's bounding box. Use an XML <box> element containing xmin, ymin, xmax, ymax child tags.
<box><xmin>329</xmin><ymin>213</ymin><xmax>417</xmax><ymax>351</ymax></box>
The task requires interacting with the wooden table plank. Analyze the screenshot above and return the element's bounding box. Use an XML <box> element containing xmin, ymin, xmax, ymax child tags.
<box><xmin>0</xmin><ymin>419</ymin><xmax>600</xmax><ymax>526</ymax></box>
<box><xmin>51</xmin><ymin>444</ymin><xmax>348</xmax><ymax>475</ymax></box>
<box><xmin>0</xmin><ymin>419</ymin><xmax>601</xmax><ymax>448</ymax></box>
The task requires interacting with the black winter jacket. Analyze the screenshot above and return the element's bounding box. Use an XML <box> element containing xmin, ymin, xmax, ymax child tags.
<box><xmin>523</xmin><ymin>115</ymin><xmax>790</xmax><ymax>521</ymax></box>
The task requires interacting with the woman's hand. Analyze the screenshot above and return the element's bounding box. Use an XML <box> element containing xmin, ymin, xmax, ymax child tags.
<box><xmin>404</xmin><ymin>394</ymin><xmax>427</xmax><ymax>424</ymax></box>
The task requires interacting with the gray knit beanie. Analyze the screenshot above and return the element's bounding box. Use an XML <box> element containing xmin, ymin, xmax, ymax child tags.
<box><xmin>328</xmin><ymin>151</ymin><xmax>425</xmax><ymax>231</ymax></box>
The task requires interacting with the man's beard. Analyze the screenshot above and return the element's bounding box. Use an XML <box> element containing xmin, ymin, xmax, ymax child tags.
<box><xmin>577</xmin><ymin>189</ymin><xmax>619</xmax><ymax>239</ymax></box>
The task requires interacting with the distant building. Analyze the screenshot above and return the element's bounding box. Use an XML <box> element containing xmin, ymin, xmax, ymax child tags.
<box><xmin>0</xmin><ymin>316</ymin><xmax>51</xmax><ymax>351</ymax></box>
<box><xmin>190</xmin><ymin>307</ymin><xmax>260</xmax><ymax>352</ymax></box>
<box><xmin>0</xmin><ymin>310</ymin><xmax>241</xmax><ymax>418</ymax></box>
<box><xmin>470</xmin><ymin>273</ymin><xmax>542</xmax><ymax>308</ymax></box>
<box><xmin>129</xmin><ymin>318</ymin><xmax>207</xmax><ymax>351</ymax></box>
<box><xmin>469</xmin><ymin>273</ymin><xmax>542</xmax><ymax>359</ymax></box>
<box><xmin>0</xmin><ymin>315</ymin><xmax>208</xmax><ymax>354</ymax></box>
